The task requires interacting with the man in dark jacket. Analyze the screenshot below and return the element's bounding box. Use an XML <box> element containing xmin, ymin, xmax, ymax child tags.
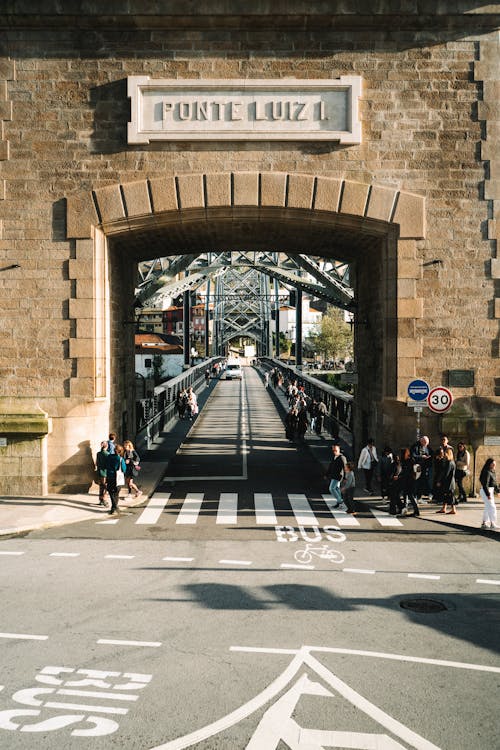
<box><xmin>325</xmin><ymin>443</ymin><xmax>347</xmax><ymax>508</ymax></box>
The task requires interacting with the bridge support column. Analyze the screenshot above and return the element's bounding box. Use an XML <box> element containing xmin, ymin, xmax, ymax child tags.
<box><xmin>183</xmin><ymin>290</ymin><xmax>191</xmax><ymax>368</ymax></box>
<box><xmin>295</xmin><ymin>288</ymin><xmax>303</xmax><ymax>369</ymax></box>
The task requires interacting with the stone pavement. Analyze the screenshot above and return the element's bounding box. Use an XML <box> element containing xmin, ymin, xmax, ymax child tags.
<box><xmin>0</xmin><ymin>372</ymin><xmax>497</xmax><ymax>537</ymax></box>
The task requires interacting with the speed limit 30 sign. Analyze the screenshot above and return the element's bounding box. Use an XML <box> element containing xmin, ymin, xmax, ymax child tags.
<box><xmin>427</xmin><ymin>386</ymin><xmax>453</xmax><ymax>413</ymax></box>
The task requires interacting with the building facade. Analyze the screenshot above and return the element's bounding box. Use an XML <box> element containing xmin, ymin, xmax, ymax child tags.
<box><xmin>0</xmin><ymin>3</ymin><xmax>499</xmax><ymax>493</ymax></box>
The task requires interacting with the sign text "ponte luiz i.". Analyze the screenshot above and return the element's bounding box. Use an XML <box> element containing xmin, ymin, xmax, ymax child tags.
<box><xmin>128</xmin><ymin>77</ymin><xmax>362</xmax><ymax>144</ymax></box>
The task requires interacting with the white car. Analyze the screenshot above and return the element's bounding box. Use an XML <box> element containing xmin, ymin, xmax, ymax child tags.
<box><xmin>225</xmin><ymin>363</ymin><xmax>243</xmax><ymax>380</ymax></box>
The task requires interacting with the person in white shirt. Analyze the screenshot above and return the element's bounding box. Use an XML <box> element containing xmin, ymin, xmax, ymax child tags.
<box><xmin>358</xmin><ymin>438</ymin><xmax>378</xmax><ymax>494</ymax></box>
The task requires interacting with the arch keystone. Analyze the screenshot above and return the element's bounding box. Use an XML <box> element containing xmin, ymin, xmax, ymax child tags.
<box><xmin>287</xmin><ymin>173</ymin><xmax>315</xmax><ymax>209</ymax></box>
<box><xmin>260</xmin><ymin>172</ymin><xmax>287</xmax><ymax>207</ymax></box>
<box><xmin>176</xmin><ymin>174</ymin><xmax>205</xmax><ymax>210</ymax></box>
<box><xmin>233</xmin><ymin>171</ymin><xmax>259</xmax><ymax>206</ymax></box>
<box><xmin>206</xmin><ymin>172</ymin><xmax>231</xmax><ymax>207</ymax></box>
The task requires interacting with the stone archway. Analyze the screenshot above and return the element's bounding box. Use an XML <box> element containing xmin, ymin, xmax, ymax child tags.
<box><xmin>60</xmin><ymin>171</ymin><xmax>425</xmax><ymax>493</ymax></box>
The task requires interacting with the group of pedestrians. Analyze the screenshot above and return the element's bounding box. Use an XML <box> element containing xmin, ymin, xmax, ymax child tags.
<box><xmin>95</xmin><ymin>433</ymin><xmax>142</xmax><ymax>515</ymax></box>
<box><xmin>175</xmin><ymin>386</ymin><xmax>198</xmax><ymax>421</ymax></box>
<box><xmin>281</xmin><ymin>378</ymin><xmax>328</xmax><ymax>442</ymax></box>
<box><xmin>323</xmin><ymin>433</ymin><xmax>498</xmax><ymax>528</ymax></box>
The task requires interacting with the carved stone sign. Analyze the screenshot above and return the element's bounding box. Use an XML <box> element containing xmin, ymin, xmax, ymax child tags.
<box><xmin>127</xmin><ymin>77</ymin><xmax>362</xmax><ymax>144</ymax></box>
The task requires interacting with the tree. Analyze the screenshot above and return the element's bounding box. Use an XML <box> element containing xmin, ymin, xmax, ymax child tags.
<box><xmin>306</xmin><ymin>307</ymin><xmax>353</xmax><ymax>363</ymax></box>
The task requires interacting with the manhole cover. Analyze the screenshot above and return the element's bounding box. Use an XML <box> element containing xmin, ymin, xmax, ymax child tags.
<box><xmin>400</xmin><ymin>598</ymin><xmax>448</xmax><ymax>613</ymax></box>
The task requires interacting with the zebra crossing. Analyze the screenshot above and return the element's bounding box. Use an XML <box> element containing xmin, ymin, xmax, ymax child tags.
<box><xmin>130</xmin><ymin>492</ymin><xmax>408</xmax><ymax>528</ymax></box>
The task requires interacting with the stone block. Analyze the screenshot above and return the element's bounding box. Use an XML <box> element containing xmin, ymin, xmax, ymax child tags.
<box><xmin>66</xmin><ymin>192</ymin><xmax>98</xmax><ymax>239</ymax></box>
<box><xmin>397</xmin><ymin>240</ymin><xmax>417</xmax><ymax>259</ymax></box>
<box><xmin>121</xmin><ymin>180</ymin><xmax>151</xmax><ymax>217</ymax></box>
<box><xmin>393</xmin><ymin>191</ymin><xmax>425</xmax><ymax>239</ymax></box>
<box><xmin>76</xmin><ymin>279</ymin><xmax>94</xmax><ymax>299</ymax></box>
<box><xmin>69</xmin><ymin>339</ymin><xmax>94</xmax><ymax>358</ymax></box>
<box><xmin>491</xmin><ymin>259</ymin><xmax>500</xmax><ymax>279</ymax></box>
<box><xmin>76</xmin><ymin>358</ymin><xmax>95</xmax><ymax>378</ymax></box>
<box><xmin>0</xmin><ymin>61</ymin><xmax>15</xmax><ymax>80</ymax></box>
<box><xmin>287</xmin><ymin>174</ymin><xmax>314</xmax><ymax>209</ymax></box>
<box><xmin>484</xmin><ymin>180</ymin><xmax>500</xmax><ymax>200</ymax></box>
<box><xmin>313</xmin><ymin>177</ymin><xmax>342</xmax><ymax>213</ymax></box>
<box><xmin>93</xmin><ymin>184</ymin><xmax>125</xmax><ymax>223</ymax></box>
<box><xmin>339</xmin><ymin>180</ymin><xmax>369</xmax><ymax>217</ymax></box>
<box><xmin>398</xmin><ymin>337</ymin><xmax>423</xmax><ymax>358</ymax></box>
<box><xmin>69</xmin><ymin>377</ymin><xmax>94</xmax><ymax>398</ymax></box>
<box><xmin>205</xmin><ymin>172</ymin><xmax>231</xmax><ymax>207</ymax></box>
<box><xmin>233</xmin><ymin>171</ymin><xmax>259</xmax><ymax>206</ymax></box>
<box><xmin>177</xmin><ymin>173</ymin><xmax>204</xmax><ymax>209</ymax></box>
<box><xmin>488</xmin><ymin>220</ymin><xmax>498</xmax><ymax>240</ymax></box>
<box><xmin>0</xmin><ymin>101</ymin><xmax>12</xmax><ymax>120</ymax></box>
<box><xmin>260</xmin><ymin>172</ymin><xmax>287</xmax><ymax>207</ymax></box>
<box><xmin>478</xmin><ymin>101</ymin><xmax>500</xmax><ymax>120</ymax></box>
<box><xmin>495</xmin><ymin>298</ymin><xmax>500</xmax><ymax>319</ymax></box>
<box><xmin>0</xmin><ymin>140</ymin><xmax>9</xmax><ymax>160</ymax></box>
<box><xmin>398</xmin><ymin>259</ymin><xmax>420</xmax><ymax>279</ymax></box>
<box><xmin>76</xmin><ymin>319</ymin><xmax>95</xmax><ymax>339</ymax></box>
<box><xmin>149</xmin><ymin>176</ymin><xmax>178</xmax><ymax>212</ymax></box>
<box><xmin>75</xmin><ymin>239</ymin><xmax>94</xmax><ymax>261</ymax></box>
<box><xmin>398</xmin><ymin>357</ymin><xmax>416</xmax><ymax>377</ymax></box>
<box><xmin>397</xmin><ymin>298</ymin><xmax>423</xmax><ymax>319</ymax></box>
<box><xmin>397</xmin><ymin>278</ymin><xmax>416</xmax><ymax>298</ymax></box>
<box><xmin>69</xmin><ymin>299</ymin><xmax>93</xmax><ymax>318</ymax></box>
<box><xmin>365</xmin><ymin>185</ymin><xmax>397</xmax><ymax>222</ymax></box>
<box><xmin>68</xmin><ymin>259</ymin><xmax>93</xmax><ymax>279</ymax></box>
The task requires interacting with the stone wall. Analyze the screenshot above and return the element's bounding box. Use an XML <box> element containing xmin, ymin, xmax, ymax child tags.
<box><xmin>0</xmin><ymin>6</ymin><xmax>498</xmax><ymax>493</ymax></box>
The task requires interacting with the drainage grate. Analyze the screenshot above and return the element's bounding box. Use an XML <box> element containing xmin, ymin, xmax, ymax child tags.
<box><xmin>400</xmin><ymin>598</ymin><xmax>448</xmax><ymax>613</ymax></box>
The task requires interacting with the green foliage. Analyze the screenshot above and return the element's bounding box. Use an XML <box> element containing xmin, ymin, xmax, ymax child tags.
<box><xmin>306</xmin><ymin>307</ymin><xmax>353</xmax><ymax>362</ymax></box>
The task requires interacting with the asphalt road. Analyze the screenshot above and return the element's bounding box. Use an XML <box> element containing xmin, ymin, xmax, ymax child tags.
<box><xmin>1</xmin><ymin>367</ymin><xmax>499</xmax><ymax>749</ymax></box>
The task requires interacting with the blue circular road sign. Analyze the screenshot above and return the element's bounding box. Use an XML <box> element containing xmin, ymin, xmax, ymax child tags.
<box><xmin>407</xmin><ymin>379</ymin><xmax>430</xmax><ymax>402</ymax></box>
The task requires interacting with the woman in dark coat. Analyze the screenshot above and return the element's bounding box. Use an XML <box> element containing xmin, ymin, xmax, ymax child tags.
<box><xmin>399</xmin><ymin>447</ymin><xmax>420</xmax><ymax>517</ymax></box>
<box><xmin>388</xmin><ymin>453</ymin><xmax>403</xmax><ymax>516</ymax></box>
<box><xmin>285</xmin><ymin>407</ymin><xmax>298</xmax><ymax>441</ymax></box>
<box><xmin>436</xmin><ymin>447</ymin><xmax>456</xmax><ymax>514</ymax></box>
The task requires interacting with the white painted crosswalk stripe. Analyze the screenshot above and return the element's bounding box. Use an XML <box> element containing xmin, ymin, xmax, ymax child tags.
<box><xmin>216</xmin><ymin>492</ymin><xmax>238</xmax><ymax>525</ymax></box>
<box><xmin>176</xmin><ymin>492</ymin><xmax>204</xmax><ymax>524</ymax></box>
<box><xmin>254</xmin><ymin>493</ymin><xmax>278</xmax><ymax>525</ymax></box>
<box><xmin>288</xmin><ymin>493</ymin><xmax>318</xmax><ymax>525</ymax></box>
<box><xmin>136</xmin><ymin>493</ymin><xmax>171</xmax><ymax>525</ymax></box>
<box><xmin>370</xmin><ymin>508</ymin><xmax>404</xmax><ymax>527</ymax></box>
<box><xmin>321</xmin><ymin>495</ymin><xmax>360</xmax><ymax>526</ymax></box>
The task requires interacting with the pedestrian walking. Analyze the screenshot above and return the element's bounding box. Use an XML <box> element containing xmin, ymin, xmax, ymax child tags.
<box><xmin>455</xmin><ymin>441</ymin><xmax>471</xmax><ymax>503</ymax></box>
<box><xmin>325</xmin><ymin>443</ymin><xmax>347</xmax><ymax>508</ymax></box>
<box><xmin>379</xmin><ymin>446</ymin><xmax>393</xmax><ymax>500</ymax></box>
<box><xmin>122</xmin><ymin>439</ymin><xmax>142</xmax><ymax>499</ymax></box>
<box><xmin>399</xmin><ymin>447</ymin><xmax>420</xmax><ymax>517</ymax></box>
<box><xmin>106</xmin><ymin>446</ymin><xmax>126</xmax><ymax>515</ymax></box>
<box><xmin>340</xmin><ymin>462</ymin><xmax>356</xmax><ymax>513</ymax></box>
<box><xmin>479</xmin><ymin>458</ymin><xmax>499</xmax><ymax>530</ymax></box>
<box><xmin>95</xmin><ymin>440</ymin><xmax>109</xmax><ymax>506</ymax></box>
<box><xmin>358</xmin><ymin>438</ymin><xmax>378</xmax><ymax>494</ymax></box>
<box><xmin>435</xmin><ymin>447</ymin><xmax>456</xmax><ymax>514</ymax></box>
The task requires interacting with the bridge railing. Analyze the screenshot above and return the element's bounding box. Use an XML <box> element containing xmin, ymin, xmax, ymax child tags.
<box><xmin>259</xmin><ymin>357</ymin><xmax>354</xmax><ymax>437</ymax></box>
<box><xmin>135</xmin><ymin>357</ymin><xmax>223</xmax><ymax>452</ymax></box>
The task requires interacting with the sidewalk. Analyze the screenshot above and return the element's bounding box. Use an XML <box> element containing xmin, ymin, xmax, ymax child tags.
<box><xmin>0</xmin><ymin>378</ymin><xmax>217</xmax><ymax>537</ymax></box>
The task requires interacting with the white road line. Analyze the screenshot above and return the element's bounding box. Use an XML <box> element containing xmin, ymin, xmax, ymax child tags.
<box><xmin>162</xmin><ymin>556</ymin><xmax>194</xmax><ymax>562</ymax></box>
<box><xmin>49</xmin><ymin>552</ymin><xmax>80</xmax><ymax>557</ymax></box>
<box><xmin>288</xmin><ymin>493</ymin><xmax>318</xmax><ymax>526</ymax></box>
<box><xmin>254</xmin><ymin>493</ymin><xmax>278</xmax><ymax>525</ymax></box>
<box><xmin>96</xmin><ymin>519</ymin><xmax>119</xmax><ymax>525</ymax></box>
<box><xmin>216</xmin><ymin>493</ymin><xmax>238</xmax><ymax>525</ymax></box>
<box><xmin>476</xmin><ymin>578</ymin><xmax>500</xmax><ymax>586</ymax></box>
<box><xmin>408</xmin><ymin>573</ymin><xmax>441</xmax><ymax>580</ymax></box>
<box><xmin>97</xmin><ymin>639</ymin><xmax>162</xmax><ymax>648</ymax></box>
<box><xmin>219</xmin><ymin>559</ymin><xmax>252</xmax><ymax>566</ymax></box>
<box><xmin>0</xmin><ymin>632</ymin><xmax>48</xmax><ymax>641</ymax></box>
<box><xmin>176</xmin><ymin>492</ymin><xmax>204</xmax><ymax>524</ymax></box>
<box><xmin>370</xmin><ymin>509</ymin><xmax>403</xmax><ymax>527</ymax></box>
<box><xmin>57</xmin><ymin>688</ymin><xmax>139</xmax><ymax>701</ymax></box>
<box><xmin>45</xmin><ymin>699</ymin><xmax>128</xmax><ymax>715</ymax></box>
<box><xmin>322</xmin><ymin>495</ymin><xmax>360</xmax><ymax>526</ymax></box>
<box><xmin>281</xmin><ymin>563</ymin><xmax>315</xmax><ymax>570</ymax></box>
<box><xmin>343</xmin><ymin>568</ymin><xmax>376</xmax><ymax>575</ymax></box>
<box><xmin>105</xmin><ymin>554</ymin><xmax>135</xmax><ymax>560</ymax></box>
<box><xmin>0</xmin><ymin>550</ymin><xmax>25</xmax><ymax>555</ymax></box>
<box><xmin>136</xmin><ymin>493</ymin><xmax>171</xmax><ymax>525</ymax></box>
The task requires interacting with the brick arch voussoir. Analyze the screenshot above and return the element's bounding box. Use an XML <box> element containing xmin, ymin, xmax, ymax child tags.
<box><xmin>66</xmin><ymin>172</ymin><xmax>425</xmax><ymax>241</ymax></box>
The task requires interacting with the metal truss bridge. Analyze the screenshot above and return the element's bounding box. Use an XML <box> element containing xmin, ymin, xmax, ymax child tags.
<box><xmin>135</xmin><ymin>251</ymin><xmax>354</xmax><ymax>357</ymax></box>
